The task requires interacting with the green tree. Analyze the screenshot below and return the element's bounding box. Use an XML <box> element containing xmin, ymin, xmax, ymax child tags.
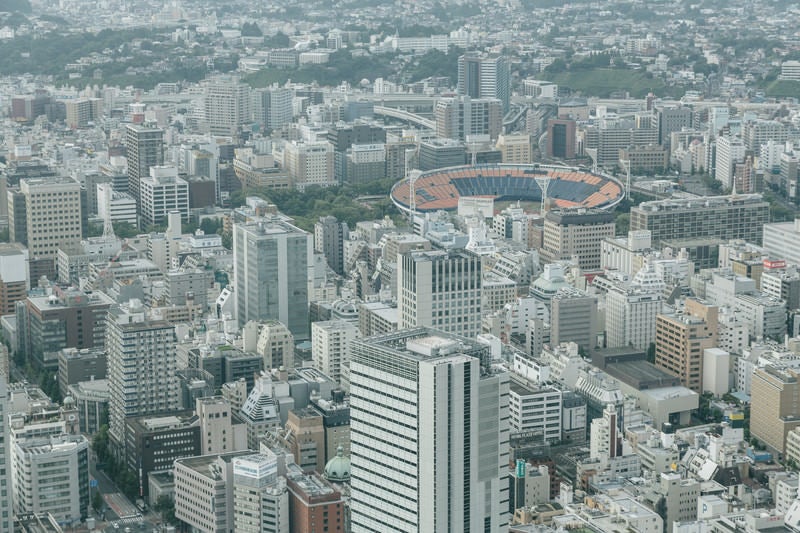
<box><xmin>92</xmin><ymin>490</ymin><xmax>104</xmax><ymax>513</ymax></box>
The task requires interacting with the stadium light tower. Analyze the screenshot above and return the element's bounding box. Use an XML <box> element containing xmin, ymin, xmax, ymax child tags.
<box><xmin>535</xmin><ymin>176</ymin><xmax>551</xmax><ymax>214</ymax></box>
<box><xmin>620</xmin><ymin>159</ymin><xmax>632</xmax><ymax>200</ymax></box>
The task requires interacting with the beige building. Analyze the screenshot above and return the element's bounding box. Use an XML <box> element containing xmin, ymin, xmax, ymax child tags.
<box><xmin>751</xmin><ymin>366</ymin><xmax>800</xmax><ymax>456</ymax></box>
<box><xmin>619</xmin><ymin>144</ymin><xmax>669</xmax><ymax>173</ymax></box>
<box><xmin>311</xmin><ymin>320</ymin><xmax>360</xmax><ymax>386</ymax></box>
<box><xmin>281</xmin><ymin>141</ymin><xmax>335</xmax><ymax>190</ymax></box>
<box><xmin>196</xmin><ymin>396</ymin><xmax>247</xmax><ymax>456</ymax></box>
<box><xmin>279</xmin><ymin>408</ymin><xmax>326</xmax><ymax>473</ymax></box>
<box><xmin>497</xmin><ymin>133</ymin><xmax>533</xmax><ymax>164</ymax></box>
<box><xmin>256</xmin><ymin>321</ymin><xmax>295</xmax><ymax>370</ymax></box>
<box><xmin>654</xmin><ymin>299</ymin><xmax>718</xmax><ymax>393</ymax></box>
<box><xmin>64</xmin><ymin>97</ymin><xmax>102</xmax><ymax>128</ymax></box>
<box><xmin>540</xmin><ymin>208</ymin><xmax>616</xmax><ymax>271</ymax></box>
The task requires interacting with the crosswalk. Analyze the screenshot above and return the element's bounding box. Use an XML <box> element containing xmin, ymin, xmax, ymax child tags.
<box><xmin>112</xmin><ymin>514</ymin><xmax>144</xmax><ymax>528</ymax></box>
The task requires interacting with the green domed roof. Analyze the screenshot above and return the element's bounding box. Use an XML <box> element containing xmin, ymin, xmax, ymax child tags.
<box><xmin>323</xmin><ymin>445</ymin><xmax>350</xmax><ymax>483</ymax></box>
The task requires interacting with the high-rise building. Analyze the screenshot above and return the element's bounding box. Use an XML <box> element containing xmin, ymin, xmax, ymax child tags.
<box><xmin>12</xmin><ymin>434</ymin><xmax>89</xmax><ymax>523</ymax></box>
<box><xmin>315</xmin><ymin>215</ymin><xmax>348</xmax><ymax>275</ymax></box>
<box><xmin>349</xmin><ymin>328</ymin><xmax>510</xmax><ymax>532</ymax></box>
<box><xmin>281</xmin><ymin>141</ymin><xmax>335</xmax><ymax>190</ymax></box>
<box><xmin>604</xmin><ymin>269</ymin><xmax>663</xmax><ymax>350</ymax></box>
<box><xmin>0</xmin><ymin>376</ymin><xmax>11</xmax><ymax>533</ymax></box>
<box><xmin>16</xmin><ymin>288</ymin><xmax>114</xmax><ymax>371</ymax></box>
<box><xmin>547</xmin><ymin>119</ymin><xmax>577</xmax><ymax>159</ymax></box>
<box><xmin>19</xmin><ymin>176</ymin><xmax>83</xmax><ymax>280</ymax></box>
<box><xmin>540</xmin><ymin>208</ymin><xmax>616</xmax><ymax>271</ymax></box>
<box><xmin>550</xmin><ymin>288</ymin><xmax>599</xmax><ymax>354</ymax></box>
<box><xmin>255</xmin><ymin>321</ymin><xmax>296</xmax><ymax>370</ymax></box>
<box><xmin>418</xmin><ymin>138</ymin><xmax>466</xmax><ymax>171</ymax></box>
<box><xmin>312</xmin><ymin>320</ymin><xmax>360</xmax><ymax>386</ymax></box>
<box><xmin>458</xmin><ymin>52</ymin><xmax>511</xmax><ymax>112</ymax></box>
<box><xmin>714</xmin><ymin>135</ymin><xmax>746</xmax><ymax>190</ymax></box>
<box><xmin>398</xmin><ymin>249</ymin><xmax>482</xmax><ymax>339</ymax></box>
<box><xmin>630</xmin><ymin>194</ymin><xmax>769</xmax><ymax>246</ymax></box>
<box><xmin>655</xmin><ymin>106</ymin><xmax>693</xmax><ymax>147</ymax></box>
<box><xmin>654</xmin><ymin>298</ymin><xmax>718</xmax><ymax>393</ymax></box>
<box><xmin>253</xmin><ymin>86</ymin><xmax>294</xmax><ymax>131</ymax></box>
<box><xmin>0</xmin><ymin>243</ymin><xmax>27</xmax><ymax>315</ymax></box>
<box><xmin>205</xmin><ymin>77</ymin><xmax>252</xmax><ymax>136</ymax></box>
<box><xmin>125</xmin><ymin>124</ymin><xmax>164</xmax><ymax>208</ymax></box>
<box><xmin>233</xmin><ymin>453</ymin><xmax>290</xmax><ymax>533</ymax></box>
<box><xmin>496</xmin><ymin>133</ymin><xmax>533</xmax><ymax>164</ymax></box>
<box><xmin>435</xmin><ymin>96</ymin><xmax>503</xmax><ymax>141</ymax></box>
<box><xmin>139</xmin><ymin>166</ymin><xmax>189</xmax><ymax>227</ymax></box>
<box><xmin>197</xmin><ymin>396</ymin><xmax>241</xmax><ymax>456</ymax></box>
<box><xmin>64</xmin><ymin>97</ymin><xmax>102</xmax><ymax>128</ymax></box>
<box><xmin>751</xmin><ymin>366</ymin><xmax>800</xmax><ymax>455</ymax></box>
<box><xmin>107</xmin><ymin>300</ymin><xmax>179</xmax><ymax>446</ymax></box>
<box><xmin>233</xmin><ymin>218</ymin><xmax>312</xmax><ymax>339</ymax></box>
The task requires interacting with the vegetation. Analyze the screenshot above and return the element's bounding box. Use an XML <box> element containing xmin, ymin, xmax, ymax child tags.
<box><xmin>154</xmin><ymin>495</ymin><xmax>178</xmax><ymax>526</ymax></box>
<box><xmin>402</xmin><ymin>47</ymin><xmax>462</xmax><ymax>83</ymax></box>
<box><xmin>537</xmin><ymin>68</ymin><xmax>675</xmax><ymax>98</ymax></box>
<box><xmin>0</xmin><ymin>0</ymin><xmax>31</xmax><ymax>13</ymax></box>
<box><xmin>245</xmin><ymin>49</ymin><xmax>396</xmax><ymax>88</ymax></box>
<box><xmin>241</xmin><ymin>22</ymin><xmax>263</xmax><ymax>37</ymax></box>
<box><xmin>92</xmin><ymin>425</ymin><xmax>139</xmax><ymax>499</ymax></box>
<box><xmin>230</xmin><ymin>179</ymin><xmax>400</xmax><ymax>232</ymax></box>
<box><xmin>764</xmin><ymin>79</ymin><xmax>800</xmax><ymax>98</ymax></box>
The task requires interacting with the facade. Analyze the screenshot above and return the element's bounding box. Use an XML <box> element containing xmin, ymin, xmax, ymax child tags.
<box><xmin>314</xmin><ymin>215</ymin><xmax>348</xmax><ymax>275</ymax></box>
<box><xmin>497</xmin><ymin>133</ymin><xmax>533</xmax><ymax>164</ymax></box>
<box><xmin>205</xmin><ymin>77</ymin><xmax>251</xmax><ymax>136</ymax></box>
<box><xmin>232</xmin><ymin>454</ymin><xmax>290</xmax><ymax>533</ymax></box>
<box><xmin>12</xmin><ymin>434</ymin><xmax>89</xmax><ymax>524</ymax></box>
<box><xmin>282</xmin><ymin>141</ymin><xmax>335</xmax><ymax>190</ymax></box>
<box><xmin>16</xmin><ymin>288</ymin><xmax>113</xmax><ymax>370</ymax></box>
<box><xmin>286</xmin><ymin>470</ymin><xmax>346</xmax><ymax>533</ymax></box>
<box><xmin>125</xmin><ymin>124</ymin><xmax>164</xmax><ymax>208</ymax></box>
<box><xmin>64</xmin><ymin>97</ymin><xmax>102</xmax><ymax>128</ymax></box>
<box><xmin>174</xmin><ymin>451</ymin><xmax>251</xmax><ymax>532</ymax></box>
<box><xmin>714</xmin><ymin>135</ymin><xmax>746</xmax><ymax>190</ymax></box>
<box><xmin>253</xmin><ymin>86</ymin><xmax>294</xmax><ymax>130</ymax></box>
<box><xmin>751</xmin><ymin>366</ymin><xmax>800</xmax><ymax>456</ymax></box>
<box><xmin>56</xmin><ymin>347</ymin><xmax>107</xmax><ymax>398</ymax></box>
<box><xmin>139</xmin><ymin>166</ymin><xmax>189</xmax><ymax>227</ymax></box>
<box><xmin>508</xmin><ymin>376</ymin><xmax>563</xmax><ymax>443</ymax></box>
<box><xmin>67</xmin><ymin>379</ymin><xmax>109</xmax><ymax>434</ymax></box>
<box><xmin>458</xmin><ymin>52</ymin><xmax>511</xmax><ymax>112</ymax></box>
<box><xmin>349</xmin><ymin>328</ymin><xmax>510</xmax><ymax>533</ymax></box>
<box><xmin>312</xmin><ymin>320</ymin><xmax>360</xmax><ymax>386</ymax></box>
<box><xmin>418</xmin><ymin>138</ymin><xmax>466</xmax><ymax>171</ymax></box>
<box><xmin>550</xmin><ymin>288</ymin><xmax>599</xmax><ymax>354</ymax></box>
<box><xmin>20</xmin><ymin>177</ymin><xmax>83</xmax><ymax>279</ymax></box>
<box><xmin>654</xmin><ymin>299</ymin><xmax>718</xmax><ymax>393</ymax></box>
<box><xmin>0</xmin><ymin>243</ymin><xmax>28</xmax><ymax>315</ymax></box>
<box><xmin>0</xmin><ymin>377</ymin><xmax>11</xmax><ymax>533</ymax></box>
<box><xmin>107</xmin><ymin>300</ymin><xmax>179</xmax><ymax>446</ymax></box>
<box><xmin>435</xmin><ymin>96</ymin><xmax>503</xmax><ymax>141</ymax></box>
<box><xmin>398</xmin><ymin>250</ymin><xmax>483</xmax><ymax>339</ymax></box>
<box><xmin>96</xmin><ymin>183</ymin><xmax>137</xmax><ymax>226</ymax></box>
<box><xmin>605</xmin><ymin>284</ymin><xmax>662</xmax><ymax>350</ymax></box>
<box><xmin>255</xmin><ymin>321</ymin><xmax>296</xmax><ymax>370</ymax></box>
<box><xmin>547</xmin><ymin>119</ymin><xmax>577</xmax><ymax>159</ymax></box>
<box><xmin>281</xmin><ymin>408</ymin><xmax>326</xmax><ymax>474</ymax></box>
<box><xmin>630</xmin><ymin>194</ymin><xmax>770</xmax><ymax>246</ymax></box>
<box><xmin>540</xmin><ymin>208</ymin><xmax>615</xmax><ymax>271</ymax></box>
<box><xmin>233</xmin><ymin>218</ymin><xmax>312</xmax><ymax>339</ymax></box>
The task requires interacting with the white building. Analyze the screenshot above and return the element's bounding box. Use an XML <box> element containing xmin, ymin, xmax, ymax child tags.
<box><xmin>255</xmin><ymin>320</ymin><xmax>296</xmax><ymax>370</ymax></box>
<box><xmin>312</xmin><ymin>320</ymin><xmax>360</xmax><ymax>387</ymax></box>
<box><xmin>714</xmin><ymin>136</ymin><xmax>746</xmax><ymax>190</ymax></box>
<box><xmin>604</xmin><ymin>278</ymin><xmax>662</xmax><ymax>351</ymax></box>
<box><xmin>0</xmin><ymin>377</ymin><xmax>11</xmax><ymax>533</ymax></box>
<box><xmin>281</xmin><ymin>141</ymin><xmax>335</xmax><ymax>190</ymax></box>
<box><xmin>12</xmin><ymin>434</ymin><xmax>89</xmax><ymax>524</ymax></box>
<box><xmin>350</xmin><ymin>329</ymin><xmax>510</xmax><ymax>532</ymax></box>
<box><xmin>764</xmin><ymin>219</ymin><xmax>800</xmax><ymax>267</ymax></box>
<box><xmin>508</xmin><ymin>376</ymin><xmax>563</xmax><ymax>443</ymax></box>
<box><xmin>139</xmin><ymin>166</ymin><xmax>189</xmax><ymax>227</ymax></box>
<box><xmin>232</xmin><ymin>454</ymin><xmax>290</xmax><ymax>533</ymax></box>
<box><xmin>97</xmin><ymin>182</ymin><xmax>137</xmax><ymax>226</ymax></box>
<box><xmin>398</xmin><ymin>250</ymin><xmax>483</xmax><ymax>339</ymax></box>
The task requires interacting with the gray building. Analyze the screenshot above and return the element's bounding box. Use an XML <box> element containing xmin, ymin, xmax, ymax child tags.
<box><xmin>125</xmin><ymin>124</ymin><xmax>164</xmax><ymax>209</ymax></box>
<box><xmin>419</xmin><ymin>139</ymin><xmax>466</xmax><ymax>171</ymax></box>
<box><xmin>314</xmin><ymin>216</ymin><xmax>348</xmax><ymax>276</ymax></box>
<box><xmin>233</xmin><ymin>217</ymin><xmax>312</xmax><ymax>340</ymax></box>
<box><xmin>57</xmin><ymin>347</ymin><xmax>107</xmax><ymax>398</ymax></box>
<box><xmin>551</xmin><ymin>288</ymin><xmax>599</xmax><ymax>354</ymax></box>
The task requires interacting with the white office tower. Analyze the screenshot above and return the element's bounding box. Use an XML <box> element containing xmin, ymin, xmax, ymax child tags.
<box><xmin>107</xmin><ymin>299</ymin><xmax>179</xmax><ymax>446</ymax></box>
<box><xmin>233</xmin><ymin>454</ymin><xmax>290</xmax><ymax>533</ymax></box>
<box><xmin>590</xmin><ymin>403</ymin><xmax>620</xmax><ymax>463</ymax></box>
<box><xmin>0</xmin><ymin>376</ymin><xmax>10</xmax><ymax>532</ymax></box>
<box><xmin>604</xmin><ymin>263</ymin><xmax>664</xmax><ymax>350</ymax></box>
<box><xmin>312</xmin><ymin>320</ymin><xmax>360</xmax><ymax>386</ymax></box>
<box><xmin>714</xmin><ymin>135</ymin><xmax>746</xmax><ymax>190</ymax></box>
<box><xmin>350</xmin><ymin>328</ymin><xmax>510</xmax><ymax>533</ymax></box>
<box><xmin>398</xmin><ymin>250</ymin><xmax>482</xmax><ymax>339</ymax></box>
<box><xmin>12</xmin><ymin>434</ymin><xmax>89</xmax><ymax>524</ymax></box>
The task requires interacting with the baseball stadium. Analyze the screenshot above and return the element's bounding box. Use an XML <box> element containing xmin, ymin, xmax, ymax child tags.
<box><xmin>390</xmin><ymin>164</ymin><xmax>625</xmax><ymax>214</ymax></box>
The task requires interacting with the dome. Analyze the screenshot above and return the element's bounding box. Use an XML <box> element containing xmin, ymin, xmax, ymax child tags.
<box><xmin>323</xmin><ymin>445</ymin><xmax>350</xmax><ymax>483</ymax></box>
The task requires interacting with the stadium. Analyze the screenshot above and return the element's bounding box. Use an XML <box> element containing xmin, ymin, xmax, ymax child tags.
<box><xmin>390</xmin><ymin>163</ymin><xmax>625</xmax><ymax>214</ymax></box>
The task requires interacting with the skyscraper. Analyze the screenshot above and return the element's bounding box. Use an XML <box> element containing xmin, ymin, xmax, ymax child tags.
<box><xmin>349</xmin><ymin>328</ymin><xmax>510</xmax><ymax>532</ymax></box>
<box><xmin>205</xmin><ymin>76</ymin><xmax>252</xmax><ymax>136</ymax></box>
<box><xmin>107</xmin><ymin>299</ymin><xmax>179</xmax><ymax>446</ymax></box>
<box><xmin>314</xmin><ymin>215</ymin><xmax>348</xmax><ymax>275</ymax></box>
<box><xmin>233</xmin><ymin>217</ymin><xmax>312</xmax><ymax>340</ymax></box>
<box><xmin>435</xmin><ymin>96</ymin><xmax>503</xmax><ymax>141</ymax></box>
<box><xmin>125</xmin><ymin>124</ymin><xmax>164</xmax><ymax>209</ymax></box>
<box><xmin>0</xmin><ymin>376</ymin><xmax>11</xmax><ymax>533</ymax></box>
<box><xmin>458</xmin><ymin>52</ymin><xmax>511</xmax><ymax>112</ymax></box>
<box><xmin>398</xmin><ymin>249</ymin><xmax>482</xmax><ymax>339</ymax></box>
<box><xmin>19</xmin><ymin>176</ymin><xmax>83</xmax><ymax>280</ymax></box>
<box><xmin>253</xmin><ymin>86</ymin><xmax>294</xmax><ymax>131</ymax></box>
